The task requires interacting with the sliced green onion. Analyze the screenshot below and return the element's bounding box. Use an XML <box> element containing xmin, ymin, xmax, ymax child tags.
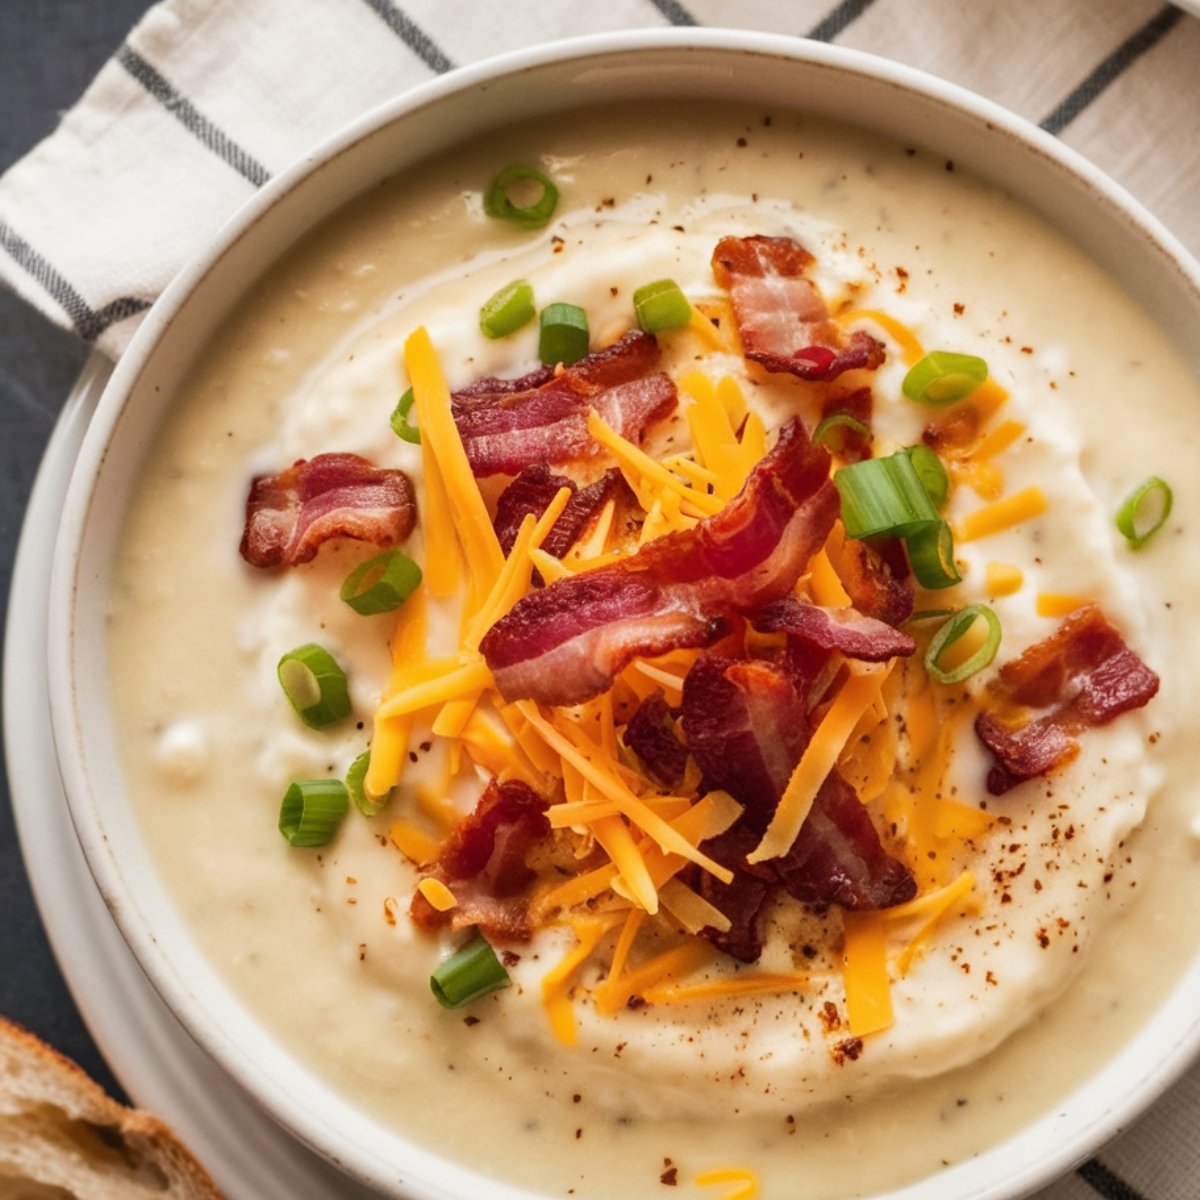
<box><xmin>835</xmin><ymin>447</ymin><xmax>960</xmax><ymax>590</ymax></box>
<box><xmin>924</xmin><ymin>604</ymin><xmax>1002</xmax><ymax>685</ymax></box>
<box><xmin>346</xmin><ymin>749</ymin><xmax>389</xmax><ymax>817</ymax></box>
<box><xmin>340</xmin><ymin>549</ymin><xmax>422</xmax><ymax>616</ymax></box>
<box><xmin>1115</xmin><ymin>476</ymin><xmax>1173</xmax><ymax>549</ymax></box>
<box><xmin>905</xmin><ymin>444</ymin><xmax>949</xmax><ymax>508</ymax></box>
<box><xmin>480</xmin><ymin>279</ymin><xmax>535</xmax><ymax>339</ymax></box>
<box><xmin>632</xmin><ymin>278</ymin><xmax>692</xmax><ymax>333</ymax></box>
<box><xmin>902</xmin><ymin>351</ymin><xmax>989</xmax><ymax>407</ymax></box>
<box><xmin>906</xmin><ymin>520</ymin><xmax>962</xmax><ymax>589</ymax></box>
<box><xmin>538</xmin><ymin>302</ymin><xmax>589</xmax><ymax>365</ymax></box>
<box><xmin>812</xmin><ymin>412</ymin><xmax>873</xmax><ymax>452</ymax></box>
<box><xmin>278</xmin><ymin>644</ymin><xmax>351</xmax><ymax>728</ymax></box>
<box><xmin>279</xmin><ymin>779</ymin><xmax>349</xmax><ymax>847</ymax></box>
<box><xmin>834</xmin><ymin>450</ymin><xmax>942</xmax><ymax>540</ymax></box>
<box><xmin>390</xmin><ymin>388</ymin><xmax>421</xmax><ymax>444</ymax></box>
<box><xmin>484</xmin><ymin>164</ymin><xmax>559</xmax><ymax>230</ymax></box>
<box><xmin>430</xmin><ymin>933</ymin><xmax>511</xmax><ymax>1009</ymax></box>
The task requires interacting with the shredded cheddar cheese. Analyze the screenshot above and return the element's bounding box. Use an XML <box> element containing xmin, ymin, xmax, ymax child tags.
<box><xmin>957</xmin><ymin>484</ymin><xmax>1049</xmax><ymax>542</ymax></box>
<box><xmin>695</xmin><ymin>1166</ymin><xmax>760</xmax><ymax>1200</ymax></box>
<box><xmin>404</xmin><ymin>327</ymin><xmax>504</xmax><ymax>592</ymax></box>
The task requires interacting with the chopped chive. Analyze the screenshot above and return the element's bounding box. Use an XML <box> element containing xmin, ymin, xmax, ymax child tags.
<box><xmin>346</xmin><ymin>749</ymin><xmax>388</xmax><ymax>817</ymax></box>
<box><xmin>430</xmin><ymin>932</ymin><xmax>511</xmax><ymax>1009</ymax></box>
<box><xmin>632</xmin><ymin>278</ymin><xmax>692</xmax><ymax>333</ymax></box>
<box><xmin>484</xmin><ymin>164</ymin><xmax>559</xmax><ymax>229</ymax></box>
<box><xmin>902</xmin><ymin>351</ymin><xmax>989</xmax><ymax>407</ymax></box>
<box><xmin>279</xmin><ymin>779</ymin><xmax>349</xmax><ymax>847</ymax></box>
<box><xmin>1115</xmin><ymin>476</ymin><xmax>1172</xmax><ymax>549</ymax></box>
<box><xmin>538</xmin><ymin>302</ymin><xmax>589</xmax><ymax>365</ymax></box>
<box><xmin>390</xmin><ymin>388</ymin><xmax>421</xmax><ymax>444</ymax></box>
<box><xmin>925</xmin><ymin>604</ymin><xmax>1002</xmax><ymax>684</ymax></box>
<box><xmin>480</xmin><ymin>279</ymin><xmax>535</xmax><ymax>339</ymax></box>
<box><xmin>340</xmin><ymin>549</ymin><xmax>422</xmax><ymax>616</ymax></box>
<box><xmin>277</xmin><ymin>644</ymin><xmax>351</xmax><ymax>728</ymax></box>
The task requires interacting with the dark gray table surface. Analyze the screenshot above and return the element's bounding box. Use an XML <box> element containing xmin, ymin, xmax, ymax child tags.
<box><xmin>1</xmin><ymin>0</ymin><xmax>154</xmax><ymax>1102</ymax></box>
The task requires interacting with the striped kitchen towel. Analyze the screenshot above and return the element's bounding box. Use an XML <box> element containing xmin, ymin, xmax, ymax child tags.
<box><xmin>0</xmin><ymin>6</ymin><xmax>1199</xmax><ymax>1200</ymax></box>
<box><xmin>0</xmin><ymin>0</ymin><xmax>1196</xmax><ymax>359</ymax></box>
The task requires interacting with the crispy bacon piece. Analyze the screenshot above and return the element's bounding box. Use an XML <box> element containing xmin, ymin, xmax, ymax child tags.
<box><xmin>239</xmin><ymin>452</ymin><xmax>416</xmax><ymax>568</ymax></box>
<box><xmin>451</xmin><ymin>330</ymin><xmax>677</xmax><ymax>476</ymax></box>
<box><xmin>752</xmin><ymin>596</ymin><xmax>916</xmax><ymax>663</ymax></box>
<box><xmin>773</xmin><ymin>771</ymin><xmax>918</xmax><ymax>910</ymax></box>
<box><xmin>681</xmin><ymin>653</ymin><xmax>915</xmax><ymax>960</ymax></box>
<box><xmin>623</xmin><ymin>693</ymin><xmax>689</xmax><ymax>787</ymax></box>
<box><xmin>711</xmin><ymin>236</ymin><xmax>885</xmax><ymax>381</ymax></box>
<box><xmin>492</xmin><ymin>464</ymin><xmax>631</xmax><ymax>560</ymax></box>
<box><xmin>410</xmin><ymin>779</ymin><xmax>550</xmax><ymax>941</ymax></box>
<box><xmin>480</xmin><ymin>418</ymin><xmax>839</xmax><ymax>706</ymax></box>
<box><xmin>974</xmin><ymin>605</ymin><xmax>1159</xmax><ymax>795</ymax></box>
<box><xmin>824</xmin><ymin>528</ymin><xmax>914</xmax><ymax>627</ymax></box>
<box><xmin>681</xmin><ymin>656</ymin><xmax>808</xmax><ymax>826</ymax></box>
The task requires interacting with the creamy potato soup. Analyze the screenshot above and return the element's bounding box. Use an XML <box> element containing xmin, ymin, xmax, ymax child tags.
<box><xmin>108</xmin><ymin>102</ymin><xmax>1200</xmax><ymax>1199</ymax></box>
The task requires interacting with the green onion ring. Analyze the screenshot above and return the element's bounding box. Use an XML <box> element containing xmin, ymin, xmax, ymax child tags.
<box><xmin>484</xmin><ymin>164</ymin><xmax>559</xmax><ymax>229</ymax></box>
<box><xmin>277</xmin><ymin>643</ymin><xmax>351</xmax><ymax>728</ymax></box>
<box><xmin>632</xmin><ymin>278</ymin><xmax>692</xmax><ymax>333</ymax></box>
<box><xmin>906</xmin><ymin>520</ymin><xmax>963</xmax><ymax>590</ymax></box>
<box><xmin>340</xmin><ymin>549</ymin><xmax>423</xmax><ymax>616</ymax></box>
<box><xmin>812</xmin><ymin>412</ymin><xmax>873</xmax><ymax>451</ymax></box>
<box><xmin>346</xmin><ymin>749</ymin><xmax>389</xmax><ymax>817</ymax></box>
<box><xmin>902</xmin><ymin>351</ymin><xmax>989</xmax><ymax>407</ymax></box>
<box><xmin>1115</xmin><ymin>476</ymin><xmax>1173</xmax><ymax>549</ymax></box>
<box><xmin>479</xmin><ymin>279</ymin><xmax>535</xmax><ymax>339</ymax></box>
<box><xmin>925</xmin><ymin>604</ymin><xmax>1002</xmax><ymax>685</ymax></box>
<box><xmin>538</xmin><ymin>302</ymin><xmax>590</xmax><ymax>366</ymax></box>
<box><xmin>905</xmin><ymin>444</ymin><xmax>949</xmax><ymax>508</ymax></box>
<box><xmin>279</xmin><ymin>779</ymin><xmax>349</xmax><ymax>847</ymax></box>
<box><xmin>430</xmin><ymin>932</ymin><xmax>512</xmax><ymax>1009</ymax></box>
<box><xmin>390</xmin><ymin>388</ymin><xmax>421</xmax><ymax>444</ymax></box>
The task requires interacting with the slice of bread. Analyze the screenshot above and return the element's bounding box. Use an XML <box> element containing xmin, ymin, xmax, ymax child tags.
<box><xmin>0</xmin><ymin>1017</ymin><xmax>222</xmax><ymax>1200</ymax></box>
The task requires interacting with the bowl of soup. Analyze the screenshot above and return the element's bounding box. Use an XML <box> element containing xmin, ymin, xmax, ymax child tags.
<box><xmin>47</xmin><ymin>28</ymin><xmax>1200</xmax><ymax>1200</ymax></box>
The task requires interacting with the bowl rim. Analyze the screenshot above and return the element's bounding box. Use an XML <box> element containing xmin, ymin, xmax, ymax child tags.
<box><xmin>46</xmin><ymin>26</ymin><xmax>1200</xmax><ymax>1200</ymax></box>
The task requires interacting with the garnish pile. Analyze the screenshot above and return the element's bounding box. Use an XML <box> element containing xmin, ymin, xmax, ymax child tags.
<box><xmin>240</xmin><ymin>183</ymin><xmax>1162</xmax><ymax>1046</ymax></box>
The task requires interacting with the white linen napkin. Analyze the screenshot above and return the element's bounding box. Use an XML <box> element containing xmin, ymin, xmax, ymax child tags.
<box><xmin>2</xmin><ymin>3</ymin><xmax>1198</xmax><ymax>1200</ymax></box>
<box><xmin>0</xmin><ymin>0</ymin><xmax>1197</xmax><ymax>358</ymax></box>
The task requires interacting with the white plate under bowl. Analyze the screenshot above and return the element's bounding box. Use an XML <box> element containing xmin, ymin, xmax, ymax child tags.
<box><xmin>44</xmin><ymin>29</ymin><xmax>1200</xmax><ymax>1200</ymax></box>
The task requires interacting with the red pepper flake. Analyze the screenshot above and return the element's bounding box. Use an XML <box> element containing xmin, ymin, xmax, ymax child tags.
<box><xmin>661</xmin><ymin>1160</ymin><xmax>679</xmax><ymax>1186</ymax></box>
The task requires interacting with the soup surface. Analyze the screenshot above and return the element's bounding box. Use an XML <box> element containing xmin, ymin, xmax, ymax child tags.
<box><xmin>107</xmin><ymin>101</ymin><xmax>1200</xmax><ymax>1199</ymax></box>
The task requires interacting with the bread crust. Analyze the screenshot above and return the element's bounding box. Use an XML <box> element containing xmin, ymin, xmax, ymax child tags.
<box><xmin>0</xmin><ymin>1016</ymin><xmax>223</xmax><ymax>1199</ymax></box>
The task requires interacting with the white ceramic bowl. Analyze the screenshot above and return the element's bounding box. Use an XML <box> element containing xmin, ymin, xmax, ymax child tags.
<box><xmin>47</xmin><ymin>29</ymin><xmax>1200</xmax><ymax>1200</ymax></box>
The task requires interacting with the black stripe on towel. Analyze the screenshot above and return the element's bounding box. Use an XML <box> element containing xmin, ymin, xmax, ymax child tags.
<box><xmin>1076</xmin><ymin>1159</ymin><xmax>1151</xmax><ymax>1200</ymax></box>
<box><xmin>648</xmin><ymin>0</ymin><xmax>698</xmax><ymax>25</ymax></box>
<box><xmin>116</xmin><ymin>45</ymin><xmax>271</xmax><ymax>187</ymax></box>
<box><xmin>805</xmin><ymin>0</ymin><xmax>878</xmax><ymax>42</ymax></box>
<box><xmin>360</xmin><ymin>0</ymin><xmax>454</xmax><ymax>73</ymax></box>
<box><xmin>1040</xmin><ymin>5</ymin><xmax>1182</xmax><ymax>135</ymax></box>
<box><xmin>0</xmin><ymin>218</ymin><xmax>151</xmax><ymax>342</ymax></box>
